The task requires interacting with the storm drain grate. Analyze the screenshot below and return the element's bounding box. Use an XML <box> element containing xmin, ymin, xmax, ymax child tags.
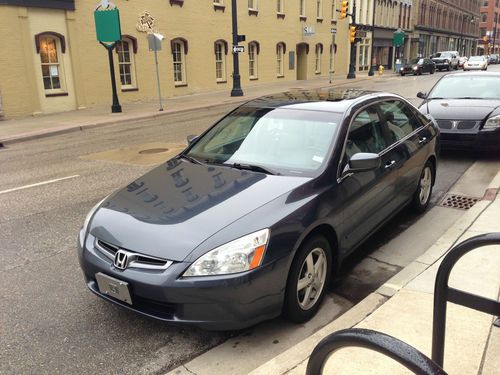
<box><xmin>439</xmin><ymin>194</ymin><xmax>480</xmax><ymax>210</ymax></box>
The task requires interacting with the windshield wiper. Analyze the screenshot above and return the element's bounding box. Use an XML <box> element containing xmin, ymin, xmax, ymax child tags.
<box><xmin>178</xmin><ymin>154</ymin><xmax>204</xmax><ymax>165</ymax></box>
<box><xmin>229</xmin><ymin>163</ymin><xmax>277</xmax><ymax>175</ymax></box>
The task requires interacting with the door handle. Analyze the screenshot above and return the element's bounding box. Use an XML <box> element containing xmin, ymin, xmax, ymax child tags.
<box><xmin>418</xmin><ymin>137</ymin><xmax>428</xmax><ymax>145</ymax></box>
<box><xmin>385</xmin><ymin>160</ymin><xmax>396</xmax><ymax>169</ymax></box>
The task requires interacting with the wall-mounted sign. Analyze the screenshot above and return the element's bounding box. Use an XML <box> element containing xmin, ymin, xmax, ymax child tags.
<box><xmin>303</xmin><ymin>26</ymin><xmax>315</xmax><ymax>37</ymax></box>
<box><xmin>136</xmin><ymin>11</ymin><xmax>159</xmax><ymax>33</ymax></box>
<box><xmin>232</xmin><ymin>45</ymin><xmax>245</xmax><ymax>53</ymax></box>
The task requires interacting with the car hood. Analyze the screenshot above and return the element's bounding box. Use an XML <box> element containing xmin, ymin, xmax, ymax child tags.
<box><xmin>89</xmin><ymin>159</ymin><xmax>311</xmax><ymax>261</ymax></box>
<box><xmin>420</xmin><ymin>99</ymin><xmax>500</xmax><ymax>120</ymax></box>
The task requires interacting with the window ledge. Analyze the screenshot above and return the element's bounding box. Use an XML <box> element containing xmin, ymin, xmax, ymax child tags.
<box><xmin>45</xmin><ymin>92</ymin><xmax>68</xmax><ymax>97</ymax></box>
<box><xmin>175</xmin><ymin>83</ymin><xmax>188</xmax><ymax>87</ymax></box>
<box><xmin>317</xmin><ymin>17</ymin><xmax>323</xmax><ymax>23</ymax></box>
<box><xmin>213</xmin><ymin>3</ymin><xmax>225</xmax><ymax>11</ymax></box>
<box><xmin>299</xmin><ymin>15</ymin><xmax>307</xmax><ymax>21</ymax></box>
<box><xmin>315</xmin><ymin>71</ymin><xmax>321</xmax><ymax>75</ymax></box>
<box><xmin>248</xmin><ymin>9</ymin><xmax>259</xmax><ymax>16</ymax></box>
<box><xmin>277</xmin><ymin>12</ymin><xmax>285</xmax><ymax>19</ymax></box>
<box><xmin>169</xmin><ymin>0</ymin><xmax>184</xmax><ymax>6</ymax></box>
<box><xmin>216</xmin><ymin>80</ymin><xmax>227</xmax><ymax>84</ymax></box>
<box><xmin>331</xmin><ymin>20</ymin><xmax>337</xmax><ymax>25</ymax></box>
<box><xmin>277</xmin><ymin>74</ymin><xmax>285</xmax><ymax>78</ymax></box>
<box><xmin>122</xmin><ymin>87</ymin><xmax>139</xmax><ymax>92</ymax></box>
<box><xmin>249</xmin><ymin>77</ymin><xmax>258</xmax><ymax>81</ymax></box>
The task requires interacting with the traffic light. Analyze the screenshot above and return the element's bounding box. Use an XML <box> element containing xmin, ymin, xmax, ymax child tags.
<box><xmin>340</xmin><ymin>1</ymin><xmax>349</xmax><ymax>20</ymax></box>
<box><xmin>350</xmin><ymin>25</ymin><xmax>356</xmax><ymax>43</ymax></box>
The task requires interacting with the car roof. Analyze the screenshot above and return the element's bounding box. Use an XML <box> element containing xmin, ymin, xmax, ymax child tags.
<box><xmin>243</xmin><ymin>88</ymin><xmax>400</xmax><ymax>113</ymax></box>
<box><xmin>439</xmin><ymin>71</ymin><xmax>500</xmax><ymax>78</ymax></box>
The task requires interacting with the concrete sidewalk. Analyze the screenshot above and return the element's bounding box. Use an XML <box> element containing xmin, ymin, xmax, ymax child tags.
<box><xmin>0</xmin><ymin>72</ymin><xmax>392</xmax><ymax>145</ymax></box>
<box><xmin>250</xmin><ymin>174</ymin><xmax>500</xmax><ymax>375</ymax></box>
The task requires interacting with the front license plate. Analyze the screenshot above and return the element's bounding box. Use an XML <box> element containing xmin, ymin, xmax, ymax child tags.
<box><xmin>95</xmin><ymin>272</ymin><xmax>132</xmax><ymax>305</ymax></box>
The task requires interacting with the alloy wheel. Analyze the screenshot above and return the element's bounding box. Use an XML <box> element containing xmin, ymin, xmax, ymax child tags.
<box><xmin>296</xmin><ymin>248</ymin><xmax>327</xmax><ymax>310</ymax></box>
<box><xmin>419</xmin><ymin>166</ymin><xmax>432</xmax><ymax>205</ymax></box>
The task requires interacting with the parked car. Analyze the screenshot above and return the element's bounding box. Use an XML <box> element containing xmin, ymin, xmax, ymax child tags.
<box><xmin>458</xmin><ymin>56</ymin><xmax>468</xmax><ymax>69</ymax></box>
<box><xmin>463</xmin><ymin>56</ymin><xmax>488</xmax><ymax>71</ymax></box>
<box><xmin>431</xmin><ymin>51</ymin><xmax>459</xmax><ymax>71</ymax></box>
<box><xmin>488</xmin><ymin>54</ymin><xmax>499</xmax><ymax>64</ymax></box>
<box><xmin>418</xmin><ymin>72</ymin><xmax>500</xmax><ymax>151</ymax></box>
<box><xmin>400</xmin><ymin>58</ymin><xmax>436</xmax><ymax>76</ymax></box>
<box><xmin>78</xmin><ymin>89</ymin><xmax>439</xmax><ymax>330</ymax></box>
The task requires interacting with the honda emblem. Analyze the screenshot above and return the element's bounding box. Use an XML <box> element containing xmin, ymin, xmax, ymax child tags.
<box><xmin>114</xmin><ymin>249</ymin><xmax>130</xmax><ymax>270</ymax></box>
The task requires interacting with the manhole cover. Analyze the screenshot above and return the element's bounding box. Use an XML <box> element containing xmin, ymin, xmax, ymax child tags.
<box><xmin>439</xmin><ymin>194</ymin><xmax>480</xmax><ymax>210</ymax></box>
<box><xmin>138</xmin><ymin>148</ymin><xmax>169</xmax><ymax>154</ymax></box>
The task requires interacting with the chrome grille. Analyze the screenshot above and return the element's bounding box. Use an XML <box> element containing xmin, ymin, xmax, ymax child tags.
<box><xmin>95</xmin><ymin>239</ymin><xmax>173</xmax><ymax>270</ymax></box>
<box><xmin>456</xmin><ymin>120</ymin><xmax>478</xmax><ymax>130</ymax></box>
<box><xmin>436</xmin><ymin>120</ymin><xmax>452</xmax><ymax>129</ymax></box>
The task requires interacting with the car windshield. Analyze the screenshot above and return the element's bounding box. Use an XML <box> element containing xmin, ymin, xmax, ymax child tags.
<box><xmin>409</xmin><ymin>58</ymin><xmax>421</xmax><ymax>64</ymax></box>
<box><xmin>434</xmin><ymin>53</ymin><xmax>453</xmax><ymax>58</ymax></box>
<box><xmin>428</xmin><ymin>75</ymin><xmax>500</xmax><ymax>99</ymax></box>
<box><xmin>185</xmin><ymin>106</ymin><xmax>341</xmax><ymax>176</ymax></box>
<box><xmin>469</xmin><ymin>56</ymin><xmax>484</xmax><ymax>61</ymax></box>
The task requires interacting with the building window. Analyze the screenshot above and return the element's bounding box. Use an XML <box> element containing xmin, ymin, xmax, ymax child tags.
<box><xmin>277</xmin><ymin>0</ymin><xmax>284</xmax><ymax>13</ymax></box>
<box><xmin>315</xmin><ymin>43</ymin><xmax>323</xmax><ymax>73</ymax></box>
<box><xmin>171</xmin><ymin>38</ymin><xmax>188</xmax><ymax>85</ymax></box>
<box><xmin>331</xmin><ymin>0</ymin><xmax>337</xmax><ymax>21</ymax></box>
<box><xmin>329</xmin><ymin>43</ymin><xmax>336</xmax><ymax>72</ymax></box>
<box><xmin>248</xmin><ymin>0</ymin><xmax>258</xmax><ymax>10</ymax></box>
<box><xmin>248</xmin><ymin>41</ymin><xmax>259</xmax><ymax>79</ymax></box>
<box><xmin>214</xmin><ymin>40</ymin><xmax>227</xmax><ymax>82</ymax></box>
<box><xmin>316</xmin><ymin>0</ymin><xmax>322</xmax><ymax>19</ymax></box>
<box><xmin>276</xmin><ymin>42</ymin><xmax>286</xmax><ymax>77</ymax></box>
<box><xmin>116</xmin><ymin>38</ymin><xmax>137</xmax><ymax>89</ymax></box>
<box><xmin>39</xmin><ymin>36</ymin><xmax>64</xmax><ymax>92</ymax></box>
<box><xmin>300</xmin><ymin>0</ymin><xmax>306</xmax><ymax>16</ymax></box>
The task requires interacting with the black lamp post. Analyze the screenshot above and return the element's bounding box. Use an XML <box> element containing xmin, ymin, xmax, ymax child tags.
<box><xmin>230</xmin><ymin>0</ymin><xmax>243</xmax><ymax>97</ymax></box>
<box><xmin>368</xmin><ymin>0</ymin><xmax>377</xmax><ymax>76</ymax></box>
<box><xmin>347</xmin><ymin>1</ymin><xmax>357</xmax><ymax>79</ymax></box>
<box><xmin>492</xmin><ymin>13</ymin><xmax>498</xmax><ymax>55</ymax></box>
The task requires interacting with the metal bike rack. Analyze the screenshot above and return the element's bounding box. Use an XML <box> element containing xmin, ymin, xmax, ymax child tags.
<box><xmin>432</xmin><ymin>232</ymin><xmax>500</xmax><ymax>367</ymax></box>
<box><xmin>306</xmin><ymin>232</ymin><xmax>500</xmax><ymax>374</ymax></box>
<box><xmin>306</xmin><ymin>328</ymin><xmax>446</xmax><ymax>375</ymax></box>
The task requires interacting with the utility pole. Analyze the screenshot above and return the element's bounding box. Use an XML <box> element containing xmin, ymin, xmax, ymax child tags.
<box><xmin>230</xmin><ymin>0</ymin><xmax>243</xmax><ymax>97</ymax></box>
<box><xmin>347</xmin><ymin>1</ymin><xmax>357</xmax><ymax>79</ymax></box>
<box><xmin>493</xmin><ymin>12</ymin><xmax>498</xmax><ymax>55</ymax></box>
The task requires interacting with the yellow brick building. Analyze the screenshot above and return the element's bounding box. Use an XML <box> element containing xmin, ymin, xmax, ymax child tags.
<box><xmin>0</xmin><ymin>0</ymin><xmax>355</xmax><ymax>119</ymax></box>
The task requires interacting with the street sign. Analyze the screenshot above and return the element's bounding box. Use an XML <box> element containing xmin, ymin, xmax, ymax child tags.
<box><xmin>355</xmin><ymin>30</ymin><xmax>367</xmax><ymax>38</ymax></box>
<box><xmin>331</xmin><ymin>28</ymin><xmax>337</xmax><ymax>34</ymax></box>
<box><xmin>233</xmin><ymin>45</ymin><xmax>245</xmax><ymax>53</ymax></box>
<box><xmin>147</xmin><ymin>33</ymin><xmax>164</xmax><ymax>51</ymax></box>
<box><xmin>393</xmin><ymin>28</ymin><xmax>405</xmax><ymax>47</ymax></box>
<box><xmin>94</xmin><ymin>7</ymin><xmax>121</xmax><ymax>42</ymax></box>
<box><xmin>303</xmin><ymin>26</ymin><xmax>315</xmax><ymax>36</ymax></box>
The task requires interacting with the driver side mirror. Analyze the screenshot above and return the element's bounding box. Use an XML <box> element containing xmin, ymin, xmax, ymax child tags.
<box><xmin>341</xmin><ymin>153</ymin><xmax>381</xmax><ymax>180</ymax></box>
<box><xmin>187</xmin><ymin>134</ymin><xmax>198</xmax><ymax>145</ymax></box>
<box><xmin>417</xmin><ymin>92</ymin><xmax>427</xmax><ymax>99</ymax></box>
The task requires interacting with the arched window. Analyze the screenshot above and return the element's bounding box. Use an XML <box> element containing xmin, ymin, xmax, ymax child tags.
<box><xmin>214</xmin><ymin>39</ymin><xmax>228</xmax><ymax>82</ymax></box>
<box><xmin>315</xmin><ymin>43</ymin><xmax>323</xmax><ymax>74</ymax></box>
<box><xmin>35</xmin><ymin>32</ymin><xmax>66</xmax><ymax>93</ymax></box>
<box><xmin>248</xmin><ymin>41</ymin><xmax>260</xmax><ymax>79</ymax></box>
<box><xmin>116</xmin><ymin>35</ymin><xmax>138</xmax><ymax>90</ymax></box>
<box><xmin>171</xmin><ymin>38</ymin><xmax>188</xmax><ymax>85</ymax></box>
<box><xmin>276</xmin><ymin>42</ymin><xmax>286</xmax><ymax>77</ymax></box>
<box><xmin>329</xmin><ymin>43</ymin><xmax>337</xmax><ymax>73</ymax></box>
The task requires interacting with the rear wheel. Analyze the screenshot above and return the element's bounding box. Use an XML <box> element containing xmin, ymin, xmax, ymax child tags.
<box><xmin>284</xmin><ymin>235</ymin><xmax>332</xmax><ymax>323</ymax></box>
<box><xmin>430</xmin><ymin>68</ymin><xmax>435</xmax><ymax>74</ymax></box>
<box><xmin>411</xmin><ymin>161</ymin><xmax>434</xmax><ymax>214</ymax></box>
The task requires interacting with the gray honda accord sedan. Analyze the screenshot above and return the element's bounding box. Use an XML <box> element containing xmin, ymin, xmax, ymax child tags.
<box><xmin>77</xmin><ymin>89</ymin><xmax>439</xmax><ymax>330</ymax></box>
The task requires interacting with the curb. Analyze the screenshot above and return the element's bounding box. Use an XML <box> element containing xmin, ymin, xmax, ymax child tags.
<box><xmin>0</xmin><ymin>76</ymin><xmax>379</xmax><ymax>146</ymax></box>
<box><xmin>249</xmin><ymin>177</ymin><xmax>500</xmax><ymax>375</ymax></box>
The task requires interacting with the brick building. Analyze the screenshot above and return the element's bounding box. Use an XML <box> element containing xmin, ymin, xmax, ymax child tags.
<box><xmin>479</xmin><ymin>0</ymin><xmax>500</xmax><ymax>54</ymax></box>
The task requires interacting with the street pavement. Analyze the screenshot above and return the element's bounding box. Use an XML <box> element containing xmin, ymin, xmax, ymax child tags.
<box><xmin>1</xmin><ymin>67</ymin><xmax>499</xmax><ymax>374</ymax></box>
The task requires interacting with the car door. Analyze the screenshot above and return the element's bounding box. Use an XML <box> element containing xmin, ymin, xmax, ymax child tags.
<box><xmin>378</xmin><ymin>99</ymin><xmax>431</xmax><ymax>205</ymax></box>
<box><xmin>339</xmin><ymin>104</ymin><xmax>403</xmax><ymax>251</ymax></box>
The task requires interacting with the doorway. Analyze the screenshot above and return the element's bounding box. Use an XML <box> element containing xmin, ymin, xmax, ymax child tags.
<box><xmin>296</xmin><ymin>43</ymin><xmax>309</xmax><ymax>80</ymax></box>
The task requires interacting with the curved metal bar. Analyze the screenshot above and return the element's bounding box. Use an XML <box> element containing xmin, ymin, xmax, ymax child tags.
<box><xmin>432</xmin><ymin>232</ymin><xmax>500</xmax><ymax>367</ymax></box>
<box><xmin>306</xmin><ymin>328</ymin><xmax>446</xmax><ymax>375</ymax></box>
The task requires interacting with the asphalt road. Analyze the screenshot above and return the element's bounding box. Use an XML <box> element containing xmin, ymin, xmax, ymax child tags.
<box><xmin>0</xmin><ymin>68</ymin><xmax>490</xmax><ymax>374</ymax></box>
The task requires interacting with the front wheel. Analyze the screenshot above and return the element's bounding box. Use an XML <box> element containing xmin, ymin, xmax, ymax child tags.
<box><xmin>430</xmin><ymin>68</ymin><xmax>435</xmax><ymax>74</ymax></box>
<box><xmin>284</xmin><ymin>235</ymin><xmax>332</xmax><ymax>323</ymax></box>
<box><xmin>411</xmin><ymin>161</ymin><xmax>434</xmax><ymax>214</ymax></box>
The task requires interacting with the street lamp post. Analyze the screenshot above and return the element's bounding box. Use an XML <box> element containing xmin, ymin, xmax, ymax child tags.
<box><xmin>230</xmin><ymin>0</ymin><xmax>243</xmax><ymax>97</ymax></box>
<box><xmin>492</xmin><ymin>13</ymin><xmax>498</xmax><ymax>55</ymax></box>
<box><xmin>347</xmin><ymin>1</ymin><xmax>357</xmax><ymax>79</ymax></box>
<box><xmin>368</xmin><ymin>0</ymin><xmax>377</xmax><ymax>76</ymax></box>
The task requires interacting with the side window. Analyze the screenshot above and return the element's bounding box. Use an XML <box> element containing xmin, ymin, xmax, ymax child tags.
<box><xmin>346</xmin><ymin>107</ymin><xmax>386</xmax><ymax>159</ymax></box>
<box><xmin>378</xmin><ymin>100</ymin><xmax>421</xmax><ymax>143</ymax></box>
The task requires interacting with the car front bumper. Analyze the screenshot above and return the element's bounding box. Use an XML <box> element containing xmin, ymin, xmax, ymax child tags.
<box><xmin>440</xmin><ymin>129</ymin><xmax>500</xmax><ymax>151</ymax></box>
<box><xmin>77</xmin><ymin>233</ymin><xmax>287</xmax><ymax>330</ymax></box>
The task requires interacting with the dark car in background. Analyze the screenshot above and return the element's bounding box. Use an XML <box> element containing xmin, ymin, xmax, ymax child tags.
<box><xmin>488</xmin><ymin>54</ymin><xmax>499</xmax><ymax>64</ymax></box>
<box><xmin>418</xmin><ymin>72</ymin><xmax>500</xmax><ymax>151</ymax></box>
<box><xmin>78</xmin><ymin>89</ymin><xmax>439</xmax><ymax>330</ymax></box>
<box><xmin>400</xmin><ymin>58</ymin><xmax>436</xmax><ymax>76</ymax></box>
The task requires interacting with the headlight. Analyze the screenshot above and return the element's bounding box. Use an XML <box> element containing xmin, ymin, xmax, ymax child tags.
<box><xmin>80</xmin><ymin>197</ymin><xmax>107</xmax><ymax>244</ymax></box>
<box><xmin>183</xmin><ymin>229</ymin><xmax>270</xmax><ymax>277</ymax></box>
<box><xmin>483</xmin><ymin>115</ymin><xmax>500</xmax><ymax>130</ymax></box>
<box><xmin>444</xmin><ymin>60</ymin><xmax>449</xmax><ymax>64</ymax></box>
<box><xmin>413</xmin><ymin>66</ymin><xmax>418</xmax><ymax>70</ymax></box>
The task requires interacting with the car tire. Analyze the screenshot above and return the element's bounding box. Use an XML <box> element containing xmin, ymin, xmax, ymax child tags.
<box><xmin>447</xmin><ymin>65</ymin><xmax>451</xmax><ymax>71</ymax></box>
<box><xmin>401</xmin><ymin>72</ymin><xmax>405</xmax><ymax>76</ymax></box>
<box><xmin>430</xmin><ymin>68</ymin><xmax>435</xmax><ymax>74</ymax></box>
<box><xmin>411</xmin><ymin>161</ymin><xmax>434</xmax><ymax>214</ymax></box>
<box><xmin>283</xmin><ymin>235</ymin><xmax>332</xmax><ymax>323</ymax></box>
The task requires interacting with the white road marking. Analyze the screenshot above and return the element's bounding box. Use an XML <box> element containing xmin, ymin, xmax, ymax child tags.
<box><xmin>0</xmin><ymin>175</ymin><xmax>80</xmax><ymax>195</ymax></box>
